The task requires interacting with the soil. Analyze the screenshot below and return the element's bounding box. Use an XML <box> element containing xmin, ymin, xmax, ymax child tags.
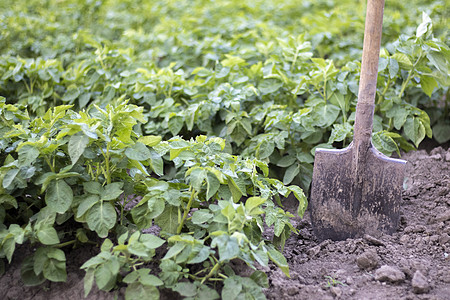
<box><xmin>1</xmin><ymin>146</ymin><xmax>449</xmax><ymax>300</ymax></box>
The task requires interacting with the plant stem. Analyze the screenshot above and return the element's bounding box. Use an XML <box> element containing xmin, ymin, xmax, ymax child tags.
<box><xmin>398</xmin><ymin>54</ymin><xmax>422</xmax><ymax>99</ymax></box>
<box><xmin>44</xmin><ymin>155</ymin><xmax>56</xmax><ymax>172</ymax></box>
<box><xmin>177</xmin><ymin>189</ymin><xmax>196</xmax><ymax>234</ymax></box>
<box><xmin>54</xmin><ymin>239</ymin><xmax>76</xmax><ymax>248</ymax></box>
<box><xmin>377</xmin><ymin>77</ymin><xmax>392</xmax><ymax>106</ymax></box>
<box><xmin>201</xmin><ymin>261</ymin><xmax>221</xmax><ymax>284</ymax></box>
<box><xmin>398</xmin><ymin>69</ymin><xmax>414</xmax><ymax>99</ymax></box>
<box><xmin>101</xmin><ymin>143</ymin><xmax>112</xmax><ymax>184</ymax></box>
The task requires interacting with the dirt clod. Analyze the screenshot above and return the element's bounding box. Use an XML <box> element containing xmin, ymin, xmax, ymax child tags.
<box><xmin>412</xmin><ymin>270</ymin><xmax>430</xmax><ymax>294</ymax></box>
<box><xmin>374</xmin><ymin>265</ymin><xmax>405</xmax><ymax>283</ymax></box>
<box><xmin>330</xmin><ymin>286</ymin><xmax>342</xmax><ymax>298</ymax></box>
<box><xmin>356</xmin><ymin>249</ymin><xmax>379</xmax><ymax>270</ymax></box>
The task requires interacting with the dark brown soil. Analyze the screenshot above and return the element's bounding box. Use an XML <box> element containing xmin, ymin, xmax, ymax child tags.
<box><xmin>1</xmin><ymin>147</ymin><xmax>449</xmax><ymax>299</ymax></box>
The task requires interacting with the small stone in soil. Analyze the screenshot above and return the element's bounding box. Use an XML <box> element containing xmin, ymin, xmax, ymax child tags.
<box><xmin>433</xmin><ymin>210</ymin><xmax>450</xmax><ymax>223</ymax></box>
<box><xmin>439</xmin><ymin>233</ymin><xmax>450</xmax><ymax>245</ymax></box>
<box><xmin>330</xmin><ymin>286</ymin><xmax>342</xmax><ymax>298</ymax></box>
<box><xmin>356</xmin><ymin>249</ymin><xmax>379</xmax><ymax>270</ymax></box>
<box><xmin>411</xmin><ymin>270</ymin><xmax>430</xmax><ymax>294</ymax></box>
<box><xmin>287</xmin><ymin>285</ymin><xmax>300</xmax><ymax>296</ymax></box>
<box><xmin>307</xmin><ymin>245</ymin><xmax>321</xmax><ymax>257</ymax></box>
<box><xmin>364</xmin><ymin>234</ymin><xmax>386</xmax><ymax>246</ymax></box>
<box><xmin>445</xmin><ymin>152</ymin><xmax>450</xmax><ymax>162</ymax></box>
<box><xmin>374</xmin><ymin>265</ymin><xmax>405</xmax><ymax>283</ymax></box>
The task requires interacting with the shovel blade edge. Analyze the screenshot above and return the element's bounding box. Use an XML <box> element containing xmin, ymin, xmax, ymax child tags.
<box><xmin>309</xmin><ymin>144</ymin><xmax>406</xmax><ymax>241</ymax></box>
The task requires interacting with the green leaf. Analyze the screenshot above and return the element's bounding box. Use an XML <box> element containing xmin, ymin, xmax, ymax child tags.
<box><xmin>328</xmin><ymin>122</ymin><xmax>353</xmax><ymax>144</ymax></box>
<box><xmin>420</xmin><ymin>75</ymin><xmax>437</xmax><ymax>97</ymax></box>
<box><xmin>283</xmin><ymin>163</ymin><xmax>299</xmax><ymax>185</ymax></box>
<box><xmin>404</xmin><ymin>117</ymin><xmax>426</xmax><ymax>148</ymax></box>
<box><xmin>43</xmin><ymin>259</ymin><xmax>67</xmax><ymax>282</ymax></box>
<box><xmin>125</xmin><ymin>282</ymin><xmax>159</xmax><ymax>300</ymax></box>
<box><xmin>84</xmin><ymin>269</ymin><xmax>95</xmax><ymax>298</ymax></box>
<box><xmin>206</xmin><ymin>172</ymin><xmax>220</xmax><ymax>200</ymax></box>
<box><xmin>37</xmin><ymin>226</ymin><xmax>60</xmax><ymax>245</ymax></box>
<box><xmin>149</xmin><ymin>149</ymin><xmax>164</xmax><ymax>176</ymax></box>
<box><xmin>138</xmin><ymin>135</ymin><xmax>162</xmax><ymax>147</ymax></box>
<box><xmin>162</xmin><ymin>242</ymin><xmax>186</xmax><ymax>260</ymax></box>
<box><xmin>86</xmin><ymin>202</ymin><xmax>117</xmax><ymax>238</ymax></box>
<box><xmin>101</xmin><ymin>182</ymin><xmax>123</xmax><ymax>200</ymax></box>
<box><xmin>388</xmin><ymin>58</ymin><xmax>399</xmax><ymax>79</ymax></box>
<box><xmin>21</xmin><ymin>256</ymin><xmax>46</xmax><ymax>286</ymax></box>
<box><xmin>83</xmin><ymin>181</ymin><xmax>102</xmax><ymax>195</ymax></box>
<box><xmin>76</xmin><ymin>194</ymin><xmax>100</xmax><ymax>218</ymax></box>
<box><xmin>94</xmin><ymin>263</ymin><xmax>117</xmax><ymax>291</ymax></box>
<box><xmin>192</xmin><ymin>210</ymin><xmax>213</xmax><ymax>224</ymax></box>
<box><xmin>62</xmin><ymin>86</ymin><xmax>80</xmax><ymax>102</ymax></box>
<box><xmin>140</xmin><ymin>234</ymin><xmax>166</xmax><ymax>249</ymax></box>
<box><xmin>222</xmin><ymin>276</ymin><xmax>243</xmax><ymax>300</ymax></box>
<box><xmin>416</xmin><ymin>12</ymin><xmax>432</xmax><ymax>38</ymax></box>
<box><xmin>187</xmin><ymin>167</ymin><xmax>206</xmax><ymax>191</ymax></box>
<box><xmin>245</xmin><ymin>197</ymin><xmax>266</xmax><ymax>215</ymax></box>
<box><xmin>287</xmin><ymin>185</ymin><xmax>307</xmax><ymax>217</ymax></box>
<box><xmin>2</xmin><ymin>236</ymin><xmax>15</xmax><ymax>263</ymax></box>
<box><xmin>68</xmin><ymin>134</ymin><xmax>89</xmax><ymax>165</ymax></box>
<box><xmin>173</xmin><ymin>282</ymin><xmax>198</xmax><ymax>297</ymax></box>
<box><xmin>433</xmin><ymin>122</ymin><xmax>450</xmax><ymax>144</ymax></box>
<box><xmin>372</xmin><ymin>131</ymin><xmax>399</xmax><ymax>156</ymax></box>
<box><xmin>3</xmin><ymin>168</ymin><xmax>19</xmax><ymax>189</ymax></box>
<box><xmin>168</xmin><ymin>116</ymin><xmax>184</xmax><ymax>136</ymax></box>
<box><xmin>259</xmin><ymin>78</ymin><xmax>283</xmax><ymax>95</ymax></box>
<box><xmin>250</xmin><ymin>270</ymin><xmax>269</xmax><ymax>288</ymax></box>
<box><xmin>197</xmin><ymin>283</ymin><xmax>220</xmax><ymax>300</ymax></box>
<box><xmin>18</xmin><ymin>145</ymin><xmax>39</xmax><ymax>166</ymax></box>
<box><xmin>392</xmin><ymin>53</ymin><xmax>412</xmax><ymax>69</ymax></box>
<box><xmin>427</xmin><ymin>51</ymin><xmax>448</xmax><ymax>76</ymax></box>
<box><xmin>34</xmin><ymin>247</ymin><xmax>67</xmax><ymax>282</ymax></box>
<box><xmin>212</xmin><ymin>234</ymin><xmax>240</xmax><ymax>261</ymax></box>
<box><xmin>256</xmin><ymin>140</ymin><xmax>274</xmax><ymax>159</ymax></box>
<box><xmin>0</xmin><ymin>194</ymin><xmax>18</xmax><ymax>208</ymax></box>
<box><xmin>187</xmin><ymin>246</ymin><xmax>211</xmax><ymax>264</ymax></box>
<box><xmin>125</xmin><ymin>142</ymin><xmax>152</xmax><ymax>161</ymax></box>
<box><xmin>45</xmin><ymin>180</ymin><xmax>73</xmax><ymax>214</ymax></box>
<box><xmin>276</xmin><ymin>155</ymin><xmax>296</xmax><ymax>167</ymax></box>
<box><xmin>155</xmin><ymin>205</ymin><xmax>178</xmax><ymax>234</ymax></box>
<box><xmin>267</xmin><ymin>245</ymin><xmax>290</xmax><ymax>277</ymax></box>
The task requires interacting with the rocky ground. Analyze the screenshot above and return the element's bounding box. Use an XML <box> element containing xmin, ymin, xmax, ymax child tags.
<box><xmin>264</xmin><ymin>146</ymin><xmax>450</xmax><ymax>300</ymax></box>
<box><xmin>1</xmin><ymin>146</ymin><xmax>449</xmax><ymax>299</ymax></box>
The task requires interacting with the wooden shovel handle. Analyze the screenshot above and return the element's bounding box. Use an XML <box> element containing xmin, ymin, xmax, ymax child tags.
<box><xmin>353</xmin><ymin>0</ymin><xmax>385</xmax><ymax>145</ymax></box>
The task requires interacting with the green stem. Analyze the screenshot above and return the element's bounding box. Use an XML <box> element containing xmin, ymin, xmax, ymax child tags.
<box><xmin>377</xmin><ymin>77</ymin><xmax>392</xmax><ymax>106</ymax></box>
<box><xmin>44</xmin><ymin>155</ymin><xmax>56</xmax><ymax>172</ymax></box>
<box><xmin>398</xmin><ymin>54</ymin><xmax>422</xmax><ymax>99</ymax></box>
<box><xmin>101</xmin><ymin>144</ymin><xmax>112</xmax><ymax>184</ymax></box>
<box><xmin>53</xmin><ymin>240</ymin><xmax>76</xmax><ymax>248</ymax></box>
<box><xmin>291</xmin><ymin>49</ymin><xmax>299</xmax><ymax>73</ymax></box>
<box><xmin>398</xmin><ymin>69</ymin><xmax>414</xmax><ymax>99</ymax></box>
<box><xmin>201</xmin><ymin>261</ymin><xmax>222</xmax><ymax>284</ymax></box>
<box><xmin>177</xmin><ymin>189</ymin><xmax>196</xmax><ymax>234</ymax></box>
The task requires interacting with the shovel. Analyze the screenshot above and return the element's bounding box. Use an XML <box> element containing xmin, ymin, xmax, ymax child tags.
<box><xmin>309</xmin><ymin>0</ymin><xmax>406</xmax><ymax>241</ymax></box>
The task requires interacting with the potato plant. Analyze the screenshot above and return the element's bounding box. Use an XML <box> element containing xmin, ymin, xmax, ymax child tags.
<box><xmin>0</xmin><ymin>0</ymin><xmax>448</xmax><ymax>298</ymax></box>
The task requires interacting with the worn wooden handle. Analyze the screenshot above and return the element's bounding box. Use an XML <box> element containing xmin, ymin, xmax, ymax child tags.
<box><xmin>353</xmin><ymin>0</ymin><xmax>385</xmax><ymax>144</ymax></box>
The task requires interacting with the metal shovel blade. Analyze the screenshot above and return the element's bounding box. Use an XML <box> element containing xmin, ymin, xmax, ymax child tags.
<box><xmin>309</xmin><ymin>143</ymin><xmax>406</xmax><ymax>241</ymax></box>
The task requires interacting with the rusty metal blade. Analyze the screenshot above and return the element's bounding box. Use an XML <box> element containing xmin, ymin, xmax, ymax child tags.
<box><xmin>309</xmin><ymin>143</ymin><xmax>406</xmax><ymax>241</ymax></box>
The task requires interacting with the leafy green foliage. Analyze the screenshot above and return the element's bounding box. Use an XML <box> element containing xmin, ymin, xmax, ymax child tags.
<box><xmin>0</xmin><ymin>0</ymin><xmax>448</xmax><ymax>298</ymax></box>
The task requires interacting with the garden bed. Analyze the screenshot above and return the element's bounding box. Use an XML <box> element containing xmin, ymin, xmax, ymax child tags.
<box><xmin>2</xmin><ymin>146</ymin><xmax>449</xmax><ymax>299</ymax></box>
